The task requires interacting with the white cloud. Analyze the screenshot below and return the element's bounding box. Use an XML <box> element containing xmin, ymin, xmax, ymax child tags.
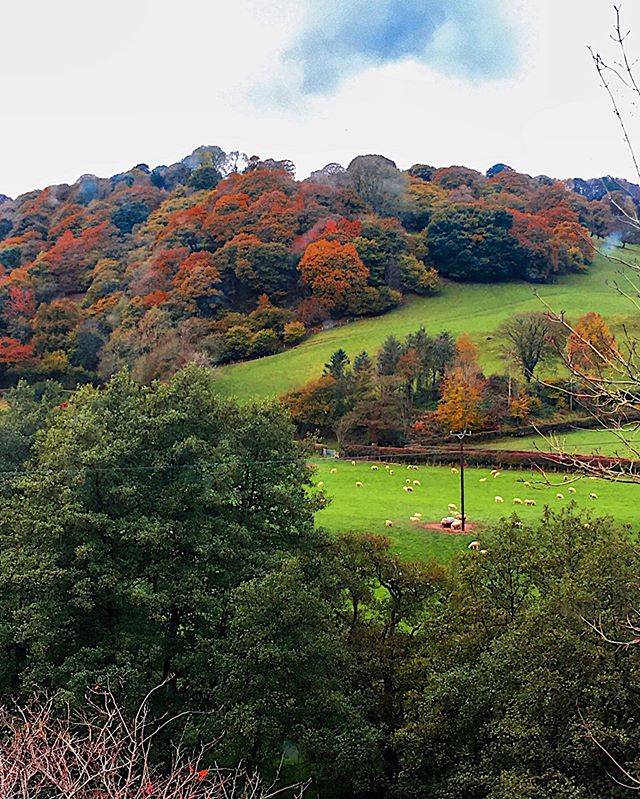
<box><xmin>0</xmin><ymin>0</ymin><xmax>639</xmax><ymax>197</ymax></box>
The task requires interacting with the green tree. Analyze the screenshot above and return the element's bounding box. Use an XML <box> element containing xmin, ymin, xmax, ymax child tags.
<box><xmin>324</xmin><ymin>348</ymin><xmax>350</xmax><ymax>380</ymax></box>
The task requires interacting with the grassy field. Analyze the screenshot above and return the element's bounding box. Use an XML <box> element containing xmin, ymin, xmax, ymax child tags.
<box><xmin>483</xmin><ymin>425</ymin><xmax>640</xmax><ymax>458</ymax></box>
<box><xmin>214</xmin><ymin>248</ymin><xmax>640</xmax><ymax>401</ymax></box>
<box><xmin>312</xmin><ymin>457</ymin><xmax>640</xmax><ymax>561</ymax></box>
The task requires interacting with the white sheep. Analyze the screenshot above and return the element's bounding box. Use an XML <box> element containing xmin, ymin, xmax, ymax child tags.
<box><xmin>479</xmin><ymin>549</ymin><xmax>489</xmax><ymax>555</ymax></box>
<box><xmin>451</xmin><ymin>467</ymin><xmax>459</xmax><ymax>474</ymax></box>
<box><xmin>590</xmin><ymin>492</ymin><xmax>598</xmax><ymax>499</ymax></box>
<box><xmin>513</xmin><ymin>497</ymin><xmax>523</xmax><ymax>505</ymax></box>
<box><xmin>330</xmin><ymin>468</ymin><xmax>337</xmax><ymax>474</ymax></box>
<box><xmin>524</xmin><ymin>499</ymin><xmax>536</xmax><ymax>506</ymax></box>
<box><xmin>403</xmin><ymin>485</ymin><xmax>414</xmax><ymax>492</ymax></box>
<box><xmin>568</xmin><ymin>486</ymin><xmax>576</xmax><ymax>494</ymax></box>
<box><xmin>413</xmin><ymin>512</ymin><xmax>422</xmax><ymax>518</ymax></box>
<box><xmin>523</xmin><ymin>481</ymin><xmax>531</xmax><ymax>488</ymax></box>
<box><xmin>451</xmin><ymin>519</ymin><xmax>462</xmax><ymax>530</ymax></box>
<box><xmin>479</xmin><ymin>477</ymin><xmax>488</xmax><ymax>483</ymax></box>
<box><xmin>410</xmin><ymin>515</ymin><xmax>421</xmax><ymax>522</ymax></box>
<box><xmin>494</xmin><ymin>496</ymin><xmax>504</xmax><ymax>503</ymax></box>
<box><xmin>448</xmin><ymin>503</ymin><xmax>457</xmax><ymax>511</ymax></box>
<box><xmin>468</xmin><ymin>540</ymin><xmax>481</xmax><ymax>550</ymax></box>
<box><xmin>493</xmin><ymin>471</ymin><xmax>501</xmax><ymax>478</ymax></box>
<box><xmin>556</xmin><ymin>493</ymin><xmax>564</xmax><ymax>500</ymax></box>
<box><xmin>389</xmin><ymin>469</ymin><xmax>394</xmax><ymax>475</ymax></box>
<box><xmin>317</xmin><ymin>481</ymin><xmax>324</xmax><ymax>487</ymax></box>
<box><xmin>385</xmin><ymin>465</ymin><xmax>390</xmax><ymax>470</ymax></box>
<box><xmin>371</xmin><ymin>465</ymin><xmax>378</xmax><ymax>471</ymax></box>
<box><xmin>351</xmin><ymin>460</ymin><xmax>356</xmax><ymax>465</ymax></box>
<box><xmin>490</xmin><ymin>469</ymin><xmax>498</xmax><ymax>476</ymax></box>
<box><xmin>356</xmin><ymin>481</ymin><xmax>364</xmax><ymax>487</ymax></box>
<box><xmin>413</xmin><ymin>480</ymin><xmax>421</xmax><ymax>486</ymax></box>
<box><xmin>385</xmin><ymin>519</ymin><xmax>393</xmax><ymax>527</ymax></box>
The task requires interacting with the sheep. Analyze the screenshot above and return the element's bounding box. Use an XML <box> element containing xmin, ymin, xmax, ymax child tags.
<box><xmin>568</xmin><ymin>486</ymin><xmax>576</xmax><ymax>494</ymax></box>
<box><xmin>385</xmin><ymin>464</ymin><xmax>390</xmax><ymax>470</ymax></box>
<box><xmin>513</xmin><ymin>497</ymin><xmax>523</xmax><ymax>505</ymax></box>
<box><xmin>490</xmin><ymin>469</ymin><xmax>498</xmax><ymax>476</ymax></box>
<box><xmin>385</xmin><ymin>520</ymin><xmax>394</xmax><ymax>527</ymax></box>
<box><xmin>494</xmin><ymin>496</ymin><xmax>504</xmax><ymax>503</ymax></box>
<box><xmin>410</xmin><ymin>515</ymin><xmax>421</xmax><ymax>522</ymax></box>
<box><xmin>556</xmin><ymin>493</ymin><xmax>564</xmax><ymax>500</ymax></box>
<box><xmin>405</xmin><ymin>478</ymin><xmax>412</xmax><ymax>485</ymax></box>
<box><xmin>413</xmin><ymin>465</ymin><xmax>419</xmax><ymax>471</ymax></box>
<box><xmin>448</xmin><ymin>503</ymin><xmax>457</xmax><ymax>511</ymax></box>
<box><xmin>479</xmin><ymin>477</ymin><xmax>488</xmax><ymax>482</ymax></box>
<box><xmin>371</xmin><ymin>465</ymin><xmax>378</xmax><ymax>471</ymax></box>
<box><xmin>590</xmin><ymin>492</ymin><xmax>598</xmax><ymax>499</ymax></box>
<box><xmin>317</xmin><ymin>481</ymin><xmax>324</xmax><ymax>487</ymax></box>
<box><xmin>351</xmin><ymin>460</ymin><xmax>356</xmax><ymax>466</ymax></box>
<box><xmin>524</xmin><ymin>499</ymin><xmax>536</xmax><ymax>506</ymax></box>
<box><xmin>407</xmin><ymin>465</ymin><xmax>413</xmax><ymax>470</ymax></box>
<box><xmin>389</xmin><ymin>469</ymin><xmax>394</xmax><ymax>475</ymax></box>
<box><xmin>523</xmin><ymin>481</ymin><xmax>531</xmax><ymax>488</ymax></box>
<box><xmin>413</xmin><ymin>480</ymin><xmax>421</xmax><ymax>486</ymax></box>
<box><xmin>468</xmin><ymin>540</ymin><xmax>481</xmax><ymax>550</ymax></box>
<box><xmin>451</xmin><ymin>467</ymin><xmax>459</xmax><ymax>474</ymax></box>
<box><xmin>330</xmin><ymin>468</ymin><xmax>337</xmax><ymax>474</ymax></box>
<box><xmin>413</xmin><ymin>512</ymin><xmax>422</xmax><ymax>518</ymax></box>
<box><xmin>403</xmin><ymin>485</ymin><xmax>414</xmax><ymax>492</ymax></box>
<box><xmin>493</xmin><ymin>471</ymin><xmax>501</xmax><ymax>478</ymax></box>
<box><xmin>356</xmin><ymin>481</ymin><xmax>364</xmax><ymax>487</ymax></box>
<box><xmin>479</xmin><ymin>549</ymin><xmax>489</xmax><ymax>555</ymax></box>
<box><xmin>451</xmin><ymin>519</ymin><xmax>462</xmax><ymax>530</ymax></box>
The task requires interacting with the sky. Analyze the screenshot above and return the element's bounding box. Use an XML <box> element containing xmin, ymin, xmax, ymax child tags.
<box><xmin>1</xmin><ymin>0</ymin><xmax>640</xmax><ymax>198</ymax></box>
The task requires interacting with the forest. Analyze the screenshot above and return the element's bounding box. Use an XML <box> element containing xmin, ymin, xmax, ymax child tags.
<box><xmin>0</xmin><ymin>145</ymin><xmax>625</xmax><ymax>387</ymax></box>
<box><xmin>1</xmin><ymin>367</ymin><xmax>640</xmax><ymax>799</ymax></box>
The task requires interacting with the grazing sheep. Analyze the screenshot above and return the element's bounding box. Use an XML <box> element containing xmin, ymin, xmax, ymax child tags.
<box><xmin>330</xmin><ymin>468</ymin><xmax>337</xmax><ymax>474</ymax></box>
<box><xmin>451</xmin><ymin>467</ymin><xmax>459</xmax><ymax>474</ymax></box>
<box><xmin>590</xmin><ymin>492</ymin><xmax>598</xmax><ymax>499</ymax></box>
<box><xmin>479</xmin><ymin>477</ymin><xmax>488</xmax><ymax>482</ymax></box>
<box><xmin>356</xmin><ymin>481</ymin><xmax>364</xmax><ymax>487</ymax></box>
<box><xmin>556</xmin><ymin>493</ymin><xmax>564</xmax><ymax>500</ymax></box>
<box><xmin>448</xmin><ymin>503</ymin><xmax>457</xmax><ymax>511</ymax></box>
<box><xmin>351</xmin><ymin>460</ymin><xmax>356</xmax><ymax>466</ymax></box>
<box><xmin>494</xmin><ymin>496</ymin><xmax>504</xmax><ymax>503</ymax></box>
<box><xmin>524</xmin><ymin>499</ymin><xmax>536</xmax><ymax>506</ymax></box>
<box><xmin>514</xmin><ymin>521</ymin><xmax>523</xmax><ymax>529</ymax></box>
<box><xmin>317</xmin><ymin>481</ymin><xmax>324</xmax><ymax>487</ymax></box>
<box><xmin>371</xmin><ymin>465</ymin><xmax>379</xmax><ymax>471</ymax></box>
<box><xmin>407</xmin><ymin>465</ymin><xmax>413</xmax><ymax>470</ymax></box>
<box><xmin>468</xmin><ymin>540</ymin><xmax>480</xmax><ymax>550</ymax></box>
<box><xmin>523</xmin><ymin>481</ymin><xmax>531</xmax><ymax>488</ymax></box>
<box><xmin>385</xmin><ymin>520</ymin><xmax>393</xmax><ymax>527</ymax></box>
<box><xmin>405</xmin><ymin>478</ymin><xmax>412</xmax><ymax>485</ymax></box>
<box><xmin>563</xmin><ymin>475</ymin><xmax>568</xmax><ymax>482</ymax></box>
<box><xmin>413</xmin><ymin>480</ymin><xmax>421</xmax><ymax>486</ymax></box>
<box><xmin>410</xmin><ymin>515</ymin><xmax>421</xmax><ymax>522</ymax></box>
<box><xmin>413</xmin><ymin>512</ymin><xmax>422</xmax><ymax>518</ymax></box>
<box><xmin>513</xmin><ymin>497</ymin><xmax>523</xmax><ymax>505</ymax></box>
<box><xmin>403</xmin><ymin>485</ymin><xmax>414</xmax><ymax>492</ymax></box>
<box><xmin>493</xmin><ymin>471</ymin><xmax>501</xmax><ymax>478</ymax></box>
<box><xmin>451</xmin><ymin>519</ymin><xmax>462</xmax><ymax>530</ymax></box>
<box><xmin>490</xmin><ymin>469</ymin><xmax>498</xmax><ymax>476</ymax></box>
<box><xmin>479</xmin><ymin>549</ymin><xmax>489</xmax><ymax>555</ymax></box>
<box><xmin>385</xmin><ymin>465</ymin><xmax>390</xmax><ymax>470</ymax></box>
<box><xmin>389</xmin><ymin>469</ymin><xmax>394</xmax><ymax>475</ymax></box>
<box><xmin>568</xmin><ymin>486</ymin><xmax>577</xmax><ymax>494</ymax></box>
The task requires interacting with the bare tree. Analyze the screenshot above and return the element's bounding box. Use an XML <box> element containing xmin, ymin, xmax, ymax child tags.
<box><xmin>0</xmin><ymin>682</ymin><xmax>307</xmax><ymax>799</ymax></box>
<box><xmin>499</xmin><ymin>311</ymin><xmax>563</xmax><ymax>384</ymax></box>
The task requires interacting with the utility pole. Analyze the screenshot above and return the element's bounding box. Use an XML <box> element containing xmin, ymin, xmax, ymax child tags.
<box><xmin>451</xmin><ymin>428</ymin><xmax>471</xmax><ymax>531</ymax></box>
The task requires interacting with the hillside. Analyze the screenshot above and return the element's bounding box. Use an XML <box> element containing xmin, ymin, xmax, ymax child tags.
<box><xmin>213</xmin><ymin>248</ymin><xmax>640</xmax><ymax>400</ymax></box>
<box><xmin>0</xmin><ymin>146</ymin><xmax>627</xmax><ymax>388</ymax></box>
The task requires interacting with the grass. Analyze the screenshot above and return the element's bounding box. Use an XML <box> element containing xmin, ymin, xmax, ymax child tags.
<box><xmin>482</xmin><ymin>425</ymin><xmax>640</xmax><ymax>458</ymax></box>
<box><xmin>311</xmin><ymin>457</ymin><xmax>640</xmax><ymax>562</ymax></box>
<box><xmin>214</xmin><ymin>247</ymin><xmax>640</xmax><ymax>401</ymax></box>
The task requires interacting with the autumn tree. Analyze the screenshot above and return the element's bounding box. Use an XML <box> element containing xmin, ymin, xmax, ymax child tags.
<box><xmin>567</xmin><ymin>311</ymin><xmax>617</xmax><ymax>376</ymax></box>
<box><xmin>298</xmin><ymin>239</ymin><xmax>370</xmax><ymax>315</ymax></box>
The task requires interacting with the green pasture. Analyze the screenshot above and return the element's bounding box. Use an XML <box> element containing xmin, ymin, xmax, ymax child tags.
<box><xmin>311</xmin><ymin>458</ymin><xmax>640</xmax><ymax>562</ymax></box>
<box><xmin>483</xmin><ymin>425</ymin><xmax>640</xmax><ymax>458</ymax></box>
<box><xmin>214</xmin><ymin>248</ymin><xmax>640</xmax><ymax>401</ymax></box>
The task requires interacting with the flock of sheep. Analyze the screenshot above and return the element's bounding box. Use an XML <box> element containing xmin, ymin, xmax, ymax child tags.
<box><xmin>317</xmin><ymin>460</ymin><xmax>600</xmax><ymax>532</ymax></box>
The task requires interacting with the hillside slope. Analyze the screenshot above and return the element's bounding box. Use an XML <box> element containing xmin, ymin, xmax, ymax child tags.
<box><xmin>213</xmin><ymin>248</ymin><xmax>638</xmax><ymax>400</ymax></box>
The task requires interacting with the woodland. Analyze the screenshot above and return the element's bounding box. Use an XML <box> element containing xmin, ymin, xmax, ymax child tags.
<box><xmin>0</xmin><ymin>146</ymin><xmax>620</xmax><ymax>387</ymax></box>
